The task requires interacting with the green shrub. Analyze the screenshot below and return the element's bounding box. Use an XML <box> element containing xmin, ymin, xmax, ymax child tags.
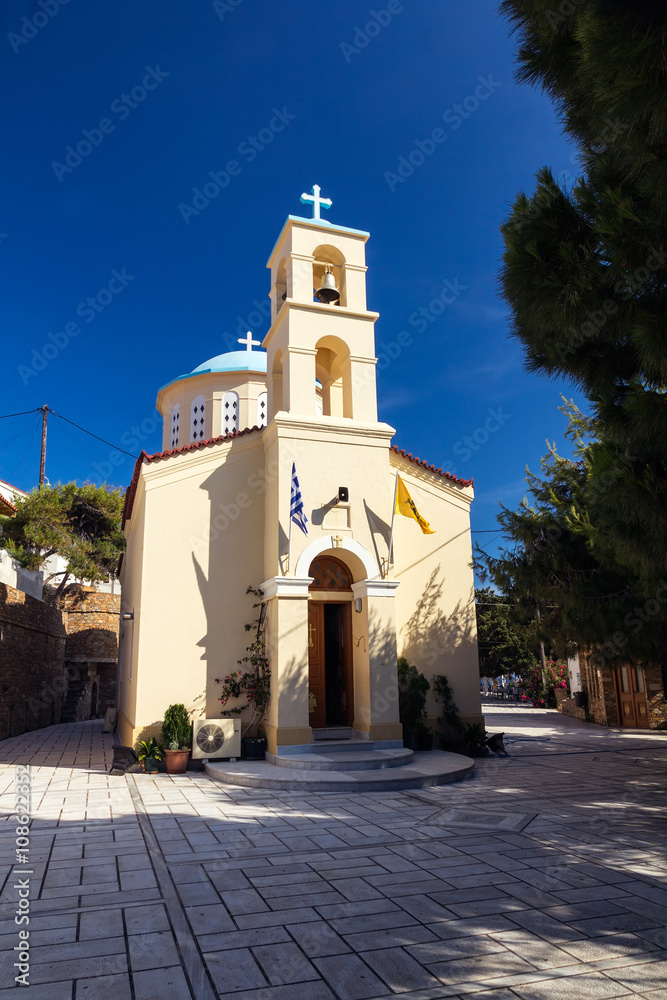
<box><xmin>397</xmin><ymin>657</ymin><xmax>429</xmax><ymax>733</ymax></box>
<box><xmin>433</xmin><ymin>674</ymin><xmax>464</xmax><ymax>740</ymax></box>
<box><xmin>161</xmin><ymin>704</ymin><xmax>192</xmax><ymax>751</ymax></box>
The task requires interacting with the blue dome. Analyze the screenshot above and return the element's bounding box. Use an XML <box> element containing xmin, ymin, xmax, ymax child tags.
<box><xmin>190</xmin><ymin>350</ymin><xmax>267</xmax><ymax>375</ymax></box>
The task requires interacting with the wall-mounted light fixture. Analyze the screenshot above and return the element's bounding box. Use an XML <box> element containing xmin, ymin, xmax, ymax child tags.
<box><xmin>338</xmin><ymin>487</ymin><xmax>349</xmax><ymax>503</ymax></box>
<box><xmin>354</xmin><ymin>597</ymin><xmax>362</xmax><ymax>614</ymax></box>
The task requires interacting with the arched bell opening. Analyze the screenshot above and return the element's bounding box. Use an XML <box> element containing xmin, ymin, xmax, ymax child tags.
<box><xmin>274</xmin><ymin>257</ymin><xmax>287</xmax><ymax>320</ymax></box>
<box><xmin>315</xmin><ymin>335</ymin><xmax>352</xmax><ymax>418</ymax></box>
<box><xmin>312</xmin><ymin>244</ymin><xmax>346</xmax><ymax>308</ymax></box>
<box><xmin>307</xmin><ymin>554</ymin><xmax>354</xmax><ymax>731</ymax></box>
<box><xmin>268</xmin><ymin>348</ymin><xmax>284</xmax><ymax>416</ymax></box>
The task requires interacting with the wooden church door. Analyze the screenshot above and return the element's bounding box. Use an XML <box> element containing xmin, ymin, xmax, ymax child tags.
<box><xmin>307</xmin><ymin>556</ymin><xmax>355</xmax><ymax>731</ymax></box>
<box><xmin>308</xmin><ymin>602</ymin><xmax>326</xmax><ymax>729</ymax></box>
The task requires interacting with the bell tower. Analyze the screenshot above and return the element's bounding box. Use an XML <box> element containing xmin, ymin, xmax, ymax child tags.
<box><xmin>264</xmin><ymin>185</ymin><xmax>380</xmax><ymax>425</ymax></box>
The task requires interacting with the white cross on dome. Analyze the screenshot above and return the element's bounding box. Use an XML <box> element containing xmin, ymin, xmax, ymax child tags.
<box><xmin>238</xmin><ymin>330</ymin><xmax>261</xmax><ymax>351</ymax></box>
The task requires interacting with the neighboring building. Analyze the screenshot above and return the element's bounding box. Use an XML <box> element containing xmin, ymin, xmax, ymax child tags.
<box><xmin>118</xmin><ymin>196</ymin><xmax>482</xmax><ymax>752</ymax></box>
<box><xmin>561</xmin><ymin>649</ymin><xmax>667</xmax><ymax>730</ymax></box>
<box><xmin>0</xmin><ymin>479</ymin><xmax>121</xmax><ymax>740</ymax></box>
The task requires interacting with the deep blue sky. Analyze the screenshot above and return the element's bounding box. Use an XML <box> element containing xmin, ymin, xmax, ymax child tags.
<box><xmin>1</xmin><ymin>0</ymin><xmax>583</xmax><ymax>558</ymax></box>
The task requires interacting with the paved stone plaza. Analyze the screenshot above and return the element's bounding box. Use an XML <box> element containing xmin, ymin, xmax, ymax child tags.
<box><xmin>1</xmin><ymin>706</ymin><xmax>666</xmax><ymax>999</ymax></box>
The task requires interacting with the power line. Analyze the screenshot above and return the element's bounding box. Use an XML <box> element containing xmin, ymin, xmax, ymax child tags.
<box><xmin>0</xmin><ymin>412</ymin><xmax>40</xmax><ymax>456</ymax></box>
<box><xmin>49</xmin><ymin>413</ymin><xmax>138</xmax><ymax>459</ymax></box>
<box><xmin>0</xmin><ymin>408</ymin><xmax>138</xmax><ymax>460</ymax></box>
<box><xmin>0</xmin><ymin>409</ymin><xmax>41</xmax><ymax>419</ymax></box>
<box><xmin>7</xmin><ymin>415</ymin><xmax>41</xmax><ymax>480</ymax></box>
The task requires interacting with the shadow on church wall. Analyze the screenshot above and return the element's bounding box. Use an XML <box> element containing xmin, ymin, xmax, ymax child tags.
<box><xmin>191</xmin><ymin>445</ymin><xmax>267</xmax><ymax>721</ymax></box>
<box><xmin>399</xmin><ymin>567</ymin><xmax>478</xmax><ymax>716</ymax></box>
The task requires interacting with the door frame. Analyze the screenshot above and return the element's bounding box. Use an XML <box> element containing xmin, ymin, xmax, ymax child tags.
<box><xmin>308</xmin><ymin>598</ymin><xmax>354</xmax><ymax>728</ymax></box>
<box><xmin>613</xmin><ymin>664</ymin><xmax>649</xmax><ymax>728</ymax></box>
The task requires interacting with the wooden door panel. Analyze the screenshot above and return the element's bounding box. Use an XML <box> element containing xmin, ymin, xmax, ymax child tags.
<box><xmin>342</xmin><ymin>603</ymin><xmax>353</xmax><ymax>727</ymax></box>
<box><xmin>308</xmin><ymin>602</ymin><xmax>325</xmax><ymax>729</ymax></box>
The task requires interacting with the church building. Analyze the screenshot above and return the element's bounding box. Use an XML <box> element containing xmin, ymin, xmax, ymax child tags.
<box><xmin>118</xmin><ymin>189</ymin><xmax>482</xmax><ymax>756</ymax></box>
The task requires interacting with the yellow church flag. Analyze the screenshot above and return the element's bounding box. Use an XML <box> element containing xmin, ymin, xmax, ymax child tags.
<box><xmin>395</xmin><ymin>475</ymin><xmax>435</xmax><ymax>534</ymax></box>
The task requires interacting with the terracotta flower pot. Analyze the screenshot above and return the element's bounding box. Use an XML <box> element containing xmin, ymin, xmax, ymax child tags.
<box><xmin>164</xmin><ymin>749</ymin><xmax>190</xmax><ymax>774</ymax></box>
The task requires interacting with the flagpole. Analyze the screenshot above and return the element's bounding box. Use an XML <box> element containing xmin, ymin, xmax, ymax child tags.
<box><xmin>287</xmin><ymin>503</ymin><xmax>293</xmax><ymax>575</ymax></box>
<box><xmin>387</xmin><ymin>472</ymin><xmax>399</xmax><ymax>576</ymax></box>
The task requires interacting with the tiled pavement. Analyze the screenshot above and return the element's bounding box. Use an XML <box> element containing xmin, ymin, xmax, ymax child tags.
<box><xmin>1</xmin><ymin>707</ymin><xmax>666</xmax><ymax>999</ymax></box>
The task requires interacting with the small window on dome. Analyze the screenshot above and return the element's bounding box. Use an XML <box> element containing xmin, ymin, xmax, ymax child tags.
<box><xmin>222</xmin><ymin>391</ymin><xmax>239</xmax><ymax>435</ymax></box>
<box><xmin>190</xmin><ymin>395</ymin><xmax>206</xmax><ymax>442</ymax></box>
<box><xmin>257</xmin><ymin>392</ymin><xmax>267</xmax><ymax>428</ymax></box>
<box><xmin>170</xmin><ymin>404</ymin><xmax>180</xmax><ymax>448</ymax></box>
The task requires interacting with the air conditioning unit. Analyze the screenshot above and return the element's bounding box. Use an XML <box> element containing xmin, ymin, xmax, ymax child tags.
<box><xmin>192</xmin><ymin>718</ymin><xmax>241</xmax><ymax>760</ymax></box>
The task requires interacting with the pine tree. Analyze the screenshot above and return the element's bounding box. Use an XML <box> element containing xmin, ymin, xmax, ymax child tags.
<box><xmin>477</xmin><ymin>404</ymin><xmax>667</xmax><ymax>668</ymax></box>
<box><xmin>0</xmin><ymin>482</ymin><xmax>125</xmax><ymax>604</ymax></box>
<box><xmin>475</xmin><ymin>587</ymin><xmax>536</xmax><ymax>677</ymax></box>
<box><xmin>499</xmin><ymin>1</ymin><xmax>667</xmax><ymax>591</ymax></box>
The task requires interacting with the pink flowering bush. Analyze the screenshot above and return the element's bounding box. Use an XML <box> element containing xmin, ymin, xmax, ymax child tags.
<box><xmin>518</xmin><ymin>657</ymin><xmax>569</xmax><ymax>707</ymax></box>
<box><xmin>215</xmin><ymin>588</ymin><xmax>270</xmax><ymax>738</ymax></box>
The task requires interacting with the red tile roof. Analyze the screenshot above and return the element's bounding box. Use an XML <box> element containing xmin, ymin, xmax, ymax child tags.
<box><xmin>122</xmin><ymin>426</ymin><xmax>263</xmax><ymax>526</ymax></box>
<box><xmin>122</xmin><ymin>428</ymin><xmax>473</xmax><ymax>529</ymax></box>
<box><xmin>0</xmin><ymin>495</ymin><xmax>17</xmax><ymax>516</ymax></box>
<box><xmin>390</xmin><ymin>446</ymin><xmax>473</xmax><ymax>487</ymax></box>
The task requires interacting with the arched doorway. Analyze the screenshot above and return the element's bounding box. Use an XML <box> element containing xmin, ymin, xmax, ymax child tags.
<box><xmin>307</xmin><ymin>556</ymin><xmax>354</xmax><ymax>730</ymax></box>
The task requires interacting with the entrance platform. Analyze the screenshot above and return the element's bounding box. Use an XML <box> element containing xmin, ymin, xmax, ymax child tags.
<box><xmin>204</xmin><ymin>746</ymin><xmax>474</xmax><ymax>791</ymax></box>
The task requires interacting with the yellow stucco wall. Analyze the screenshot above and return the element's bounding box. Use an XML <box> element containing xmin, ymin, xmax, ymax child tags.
<box><xmin>119</xmin><ymin>434</ymin><xmax>267</xmax><ymax>746</ymax></box>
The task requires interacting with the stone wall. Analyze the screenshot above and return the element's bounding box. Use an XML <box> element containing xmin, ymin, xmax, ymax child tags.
<box><xmin>645</xmin><ymin>664</ymin><xmax>667</xmax><ymax>729</ymax></box>
<box><xmin>0</xmin><ymin>583</ymin><xmax>120</xmax><ymax>741</ymax></box>
<box><xmin>61</xmin><ymin>588</ymin><xmax>120</xmax><ymax>662</ymax></box>
<box><xmin>578</xmin><ymin>650</ymin><xmax>619</xmax><ymax>726</ymax></box>
<box><xmin>0</xmin><ymin>583</ymin><xmax>68</xmax><ymax>740</ymax></box>
<box><xmin>560</xmin><ymin>698</ymin><xmax>586</xmax><ymax>721</ymax></box>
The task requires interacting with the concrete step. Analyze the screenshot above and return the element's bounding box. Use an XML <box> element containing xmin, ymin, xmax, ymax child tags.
<box><xmin>310</xmin><ymin>739</ymin><xmax>391</xmax><ymax>753</ymax></box>
<box><xmin>204</xmin><ymin>750</ymin><xmax>474</xmax><ymax>792</ymax></box>
<box><xmin>267</xmin><ymin>747</ymin><xmax>414</xmax><ymax>771</ymax></box>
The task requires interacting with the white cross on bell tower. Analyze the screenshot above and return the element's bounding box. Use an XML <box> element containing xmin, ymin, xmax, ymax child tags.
<box><xmin>300</xmin><ymin>184</ymin><xmax>332</xmax><ymax>221</ymax></box>
<box><xmin>238</xmin><ymin>330</ymin><xmax>261</xmax><ymax>351</ymax></box>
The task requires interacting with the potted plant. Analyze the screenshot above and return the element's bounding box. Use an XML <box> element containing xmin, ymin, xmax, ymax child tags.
<box><xmin>217</xmin><ymin>587</ymin><xmax>270</xmax><ymax>760</ymax></box>
<box><xmin>161</xmin><ymin>703</ymin><xmax>193</xmax><ymax>774</ymax></box>
<box><xmin>433</xmin><ymin>674</ymin><xmax>465</xmax><ymax>752</ymax></box>
<box><xmin>462</xmin><ymin>722</ymin><xmax>489</xmax><ymax>757</ymax></box>
<box><xmin>135</xmin><ymin>737</ymin><xmax>163</xmax><ymax>774</ymax></box>
<box><xmin>397</xmin><ymin>657</ymin><xmax>430</xmax><ymax>750</ymax></box>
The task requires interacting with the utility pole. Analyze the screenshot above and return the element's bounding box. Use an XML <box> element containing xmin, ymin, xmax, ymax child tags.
<box><xmin>39</xmin><ymin>405</ymin><xmax>48</xmax><ymax>488</ymax></box>
<box><xmin>536</xmin><ymin>606</ymin><xmax>548</xmax><ymax>688</ymax></box>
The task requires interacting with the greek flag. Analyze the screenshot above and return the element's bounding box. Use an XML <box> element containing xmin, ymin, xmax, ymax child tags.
<box><xmin>290</xmin><ymin>462</ymin><xmax>308</xmax><ymax>536</ymax></box>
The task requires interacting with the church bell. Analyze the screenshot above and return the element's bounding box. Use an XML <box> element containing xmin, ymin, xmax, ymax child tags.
<box><xmin>315</xmin><ymin>266</ymin><xmax>340</xmax><ymax>304</ymax></box>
